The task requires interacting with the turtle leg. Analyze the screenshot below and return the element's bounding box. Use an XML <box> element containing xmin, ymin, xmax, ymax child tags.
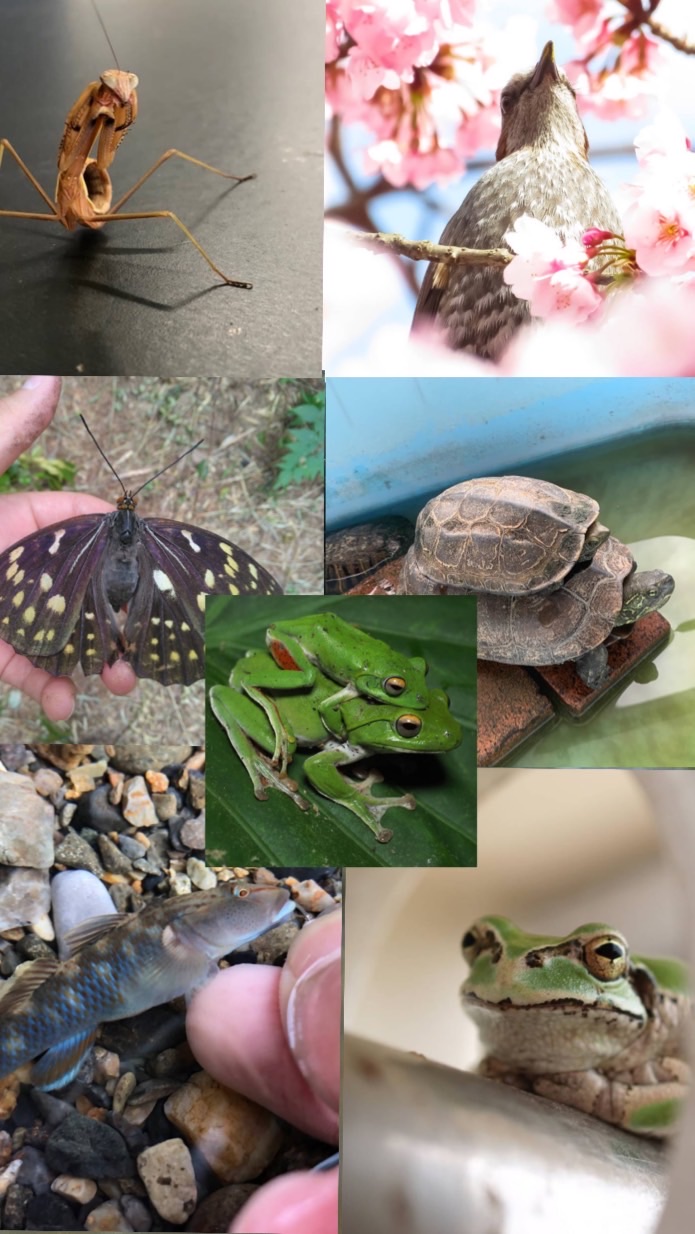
<box><xmin>575</xmin><ymin>645</ymin><xmax>609</xmax><ymax>689</ymax></box>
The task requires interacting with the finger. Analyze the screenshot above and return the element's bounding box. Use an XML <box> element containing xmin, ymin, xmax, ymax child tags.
<box><xmin>186</xmin><ymin>964</ymin><xmax>338</xmax><ymax>1143</ymax></box>
<box><xmin>101</xmin><ymin>659</ymin><xmax>138</xmax><ymax>696</ymax></box>
<box><xmin>0</xmin><ymin>377</ymin><xmax>62</xmax><ymax>474</ymax></box>
<box><xmin>279</xmin><ymin>910</ymin><xmax>341</xmax><ymax>1115</ymax></box>
<box><xmin>0</xmin><ymin>643</ymin><xmax>75</xmax><ymax>720</ymax></box>
<box><xmin>229</xmin><ymin>1170</ymin><xmax>338</xmax><ymax>1234</ymax></box>
<box><xmin>0</xmin><ymin>492</ymin><xmax>113</xmax><ymax>546</ymax></box>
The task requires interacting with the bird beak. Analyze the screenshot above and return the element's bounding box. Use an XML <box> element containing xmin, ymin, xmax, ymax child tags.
<box><xmin>530</xmin><ymin>41</ymin><xmax>560</xmax><ymax>90</ymax></box>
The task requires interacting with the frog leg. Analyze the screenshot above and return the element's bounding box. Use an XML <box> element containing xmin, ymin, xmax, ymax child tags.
<box><xmin>267</xmin><ymin>629</ymin><xmax>361</xmax><ymax>727</ymax></box>
<box><xmin>303</xmin><ymin>742</ymin><xmax>416</xmax><ymax>843</ymax></box>
<box><xmin>210</xmin><ymin>684</ymin><xmax>310</xmax><ymax>811</ymax></box>
<box><xmin>532</xmin><ymin>1058</ymin><xmax>689</xmax><ymax>1137</ymax></box>
<box><xmin>230</xmin><ymin>655</ymin><xmax>300</xmax><ymax>772</ymax></box>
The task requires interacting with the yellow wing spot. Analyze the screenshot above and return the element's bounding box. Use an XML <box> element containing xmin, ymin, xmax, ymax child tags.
<box><xmin>229</xmin><ymin>585</ymin><xmax>239</xmax><ymax>596</ymax></box>
<box><xmin>170</xmin><ymin>651</ymin><xmax>181</xmax><ymax>663</ymax></box>
<box><xmin>64</xmin><ymin>642</ymin><xmax>75</xmax><ymax>654</ymax></box>
<box><xmin>151</xmin><ymin>616</ymin><xmax>161</xmax><ymax>626</ymax></box>
<box><xmin>86</xmin><ymin>632</ymin><xmax>95</xmax><ymax>641</ymax></box>
<box><xmin>85</xmin><ymin>648</ymin><xmax>97</xmax><ymax>657</ymax></box>
<box><xmin>250</xmin><ymin>564</ymin><xmax>259</xmax><ymax>580</ymax></box>
<box><xmin>204</xmin><ymin>569</ymin><xmax>215</xmax><ymax>589</ymax></box>
<box><xmin>12</xmin><ymin>591</ymin><xmax>25</xmax><ymax>608</ymax></box>
<box><xmin>197</xmin><ymin>593</ymin><xmax>205</xmax><ymax>612</ymax></box>
<box><xmin>47</xmin><ymin>595</ymin><xmax>66</xmax><ymax>615</ymax></box>
<box><xmin>8</xmin><ymin>546</ymin><xmax>24</xmax><ymax>562</ymax></box>
<box><xmin>188</xmin><ymin>649</ymin><xmax>199</xmax><ymax>661</ymax></box>
<box><xmin>23</xmin><ymin>606</ymin><xmax>36</xmax><ymax>624</ymax></box>
<box><xmin>39</xmin><ymin>573</ymin><xmax>53</xmax><ymax>592</ymax></box>
<box><xmin>46</xmin><ymin>630</ymin><xmax>55</xmax><ymax>643</ymax></box>
<box><xmin>220</xmin><ymin>542</ymin><xmax>233</xmax><ymax>554</ymax></box>
<box><xmin>6</xmin><ymin>563</ymin><xmax>18</xmax><ymax>581</ymax></box>
<box><xmin>13</xmin><ymin>570</ymin><xmax>25</xmax><ymax>585</ymax></box>
<box><xmin>164</xmin><ymin>619</ymin><xmax>173</xmax><ymax>629</ymax></box>
<box><xmin>181</xmin><ymin>622</ymin><xmax>190</xmax><ymax>633</ymax></box>
<box><xmin>34</xmin><ymin>629</ymin><xmax>46</xmax><ymax>643</ymax></box>
<box><xmin>150</xmin><ymin>653</ymin><xmax>160</xmax><ymax>663</ymax></box>
<box><xmin>151</xmin><ymin>637</ymin><xmax>160</xmax><ymax>646</ymax></box>
<box><xmin>224</xmin><ymin>562</ymin><xmax>239</xmax><ymax>577</ymax></box>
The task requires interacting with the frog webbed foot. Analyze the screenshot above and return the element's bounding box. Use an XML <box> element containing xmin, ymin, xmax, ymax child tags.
<box><xmin>348</xmin><ymin>769</ymin><xmax>416</xmax><ymax>817</ymax></box>
<box><xmin>251</xmin><ymin>751</ymin><xmax>317</xmax><ymax>813</ymax></box>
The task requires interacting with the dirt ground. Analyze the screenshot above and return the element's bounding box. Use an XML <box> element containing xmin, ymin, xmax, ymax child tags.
<box><xmin>0</xmin><ymin>375</ymin><xmax>324</xmax><ymax>744</ymax></box>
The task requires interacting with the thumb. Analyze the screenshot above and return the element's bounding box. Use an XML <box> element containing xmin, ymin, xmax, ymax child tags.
<box><xmin>0</xmin><ymin>377</ymin><xmax>62</xmax><ymax>475</ymax></box>
<box><xmin>279</xmin><ymin>910</ymin><xmax>341</xmax><ymax>1116</ymax></box>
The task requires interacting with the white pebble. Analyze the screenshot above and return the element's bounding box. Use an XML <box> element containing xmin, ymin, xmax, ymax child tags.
<box><xmin>52</xmin><ymin>1175</ymin><xmax>98</xmax><ymax>1204</ymax></box>
<box><xmin>52</xmin><ymin>870</ymin><xmax>118</xmax><ymax>960</ymax></box>
<box><xmin>186</xmin><ymin>858</ymin><xmax>217</xmax><ymax>891</ymax></box>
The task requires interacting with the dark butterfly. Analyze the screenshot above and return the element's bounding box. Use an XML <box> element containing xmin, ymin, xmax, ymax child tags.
<box><xmin>0</xmin><ymin>418</ymin><xmax>282</xmax><ymax>685</ymax></box>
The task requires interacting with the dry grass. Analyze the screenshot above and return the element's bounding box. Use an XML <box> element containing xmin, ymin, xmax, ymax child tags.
<box><xmin>0</xmin><ymin>376</ymin><xmax>324</xmax><ymax>743</ymax></box>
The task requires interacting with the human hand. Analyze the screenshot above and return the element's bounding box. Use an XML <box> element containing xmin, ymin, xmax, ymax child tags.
<box><xmin>0</xmin><ymin>376</ymin><xmax>138</xmax><ymax>720</ymax></box>
<box><xmin>187</xmin><ymin>907</ymin><xmax>341</xmax><ymax>1234</ymax></box>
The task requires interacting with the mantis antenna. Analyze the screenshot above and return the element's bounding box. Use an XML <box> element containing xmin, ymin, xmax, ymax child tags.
<box><xmin>90</xmin><ymin>0</ymin><xmax>121</xmax><ymax>68</ymax></box>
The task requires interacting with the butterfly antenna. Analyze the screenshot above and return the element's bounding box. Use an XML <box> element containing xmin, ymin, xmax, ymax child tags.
<box><xmin>80</xmin><ymin>415</ymin><xmax>127</xmax><ymax>498</ymax></box>
<box><xmin>131</xmin><ymin>438</ymin><xmax>205</xmax><ymax>497</ymax></box>
<box><xmin>80</xmin><ymin>415</ymin><xmax>204</xmax><ymax>497</ymax></box>
<box><xmin>90</xmin><ymin>0</ymin><xmax>121</xmax><ymax>68</ymax></box>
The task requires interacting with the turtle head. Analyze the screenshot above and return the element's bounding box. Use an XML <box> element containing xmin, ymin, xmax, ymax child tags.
<box><xmin>619</xmin><ymin>570</ymin><xmax>675</xmax><ymax>624</ymax></box>
<box><xmin>580</xmin><ymin>519</ymin><xmax>610</xmax><ymax>562</ymax></box>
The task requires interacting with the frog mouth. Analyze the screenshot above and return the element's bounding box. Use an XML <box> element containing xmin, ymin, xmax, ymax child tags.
<box><xmin>462</xmin><ymin>991</ymin><xmax>645</xmax><ymax>1022</ymax></box>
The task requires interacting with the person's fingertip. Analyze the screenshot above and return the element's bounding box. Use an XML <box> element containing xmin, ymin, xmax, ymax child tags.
<box><xmin>102</xmin><ymin>660</ymin><xmax>137</xmax><ymax>695</ymax></box>
<box><xmin>22</xmin><ymin>376</ymin><xmax>60</xmax><ymax>392</ymax></box>
<box><xmin>229</xmin><ymin>1170</ymin><xmax>338</xmax><ymax>1234</ymax></box>
<box><xmin>41</xmin><ymin>677</ymin><xmax>75</xmax><ymax>722</ymax></box>
<box><xmin>285</xmin><ymin>939</ymin><xmax>341</xmax><ymax>1115</ymax></box>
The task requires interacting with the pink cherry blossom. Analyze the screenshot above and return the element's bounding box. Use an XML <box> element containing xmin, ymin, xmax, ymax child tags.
<box><xmin>502</xmin><ymin>216</ymin><xmax>603</xmax><ymax>322</ymax></box>
<box><xmin>547</xmin><ymin>1</ymin><xmax>603</xmax><ymax>42</ymax></box>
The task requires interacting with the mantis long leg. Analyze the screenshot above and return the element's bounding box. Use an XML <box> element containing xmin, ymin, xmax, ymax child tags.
<box><xmin>109</xmin><ymin>147</ymin><xmax>255</xmax><ymax>213</ymax></box>
<box><xmin>99</xmin><ymin>210</ymin><xmax>252</xmax><ymax>287</ymax></box>
<box><xmin>0</xmin><ymin>140</ymin><xmax>59</xmax><ymax>214</ymax></box>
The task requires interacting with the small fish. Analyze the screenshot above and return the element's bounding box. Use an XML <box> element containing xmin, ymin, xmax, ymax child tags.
<box><xmin>0</xmin><ymin>882</ymin><xmax>293</xmax><ymax>1092</ymax></box>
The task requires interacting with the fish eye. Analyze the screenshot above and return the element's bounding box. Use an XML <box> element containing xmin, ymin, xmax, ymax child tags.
<box><xmin>383</xmin><ymin>676</ymin><xmax>406</xmax><ymax>696</ymax></box>
<box><xmin>234</xmin><ymin>886</ymin><xmax>251</xmax><ymax>898</ymax></box>
<box><xmin>395</xmin><ymin>714</ymin><xmax>422</xmax><ymax>738</ymax></box>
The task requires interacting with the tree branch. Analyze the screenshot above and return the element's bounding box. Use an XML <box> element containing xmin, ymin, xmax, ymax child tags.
<box><xmin>645</xmin><ymin>16</ymin><xmax>695</xmax><ymax>54</ymax></box>
<box><xmin>350</xmin><ymin>230</ymin><xmax>513</xmax><ymax>268</ymax></box>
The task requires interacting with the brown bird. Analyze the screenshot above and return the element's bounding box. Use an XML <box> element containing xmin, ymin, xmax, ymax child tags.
<box><xmin>411</xmin><ymin>41</ymin><xmax>621</xmax><ymax>359</ymax></box>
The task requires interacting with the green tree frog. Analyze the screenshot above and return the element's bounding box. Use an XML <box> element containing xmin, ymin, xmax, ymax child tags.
<box><xmin>210</xmin><ymin>650</ymin><xmax>462</xmax><ymax>843</ymax></box>
<box><xmin>263</xmin><ymin>614</ymin><xmax>431</xmax><ymax>712</ymax></box>
<box><xmin>461</xmin><ymin>916</ymin><xmax>690</xmax><ymax>1138</ymax></box>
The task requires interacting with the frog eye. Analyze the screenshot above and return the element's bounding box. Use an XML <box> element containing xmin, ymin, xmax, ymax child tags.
<box><xmin>395</xmin><ymin>714</ymin><xmax>422</xmax><ymax>738</ymax></box>
<box><xmin>383</xmin><ymin>676</ymin><xmax>407</xmax><ymax>696</ymax></box>
<box><xmin>461</xmin><ymin>923</ymin><xmax>486</xmax><ymax>962</ymax></box>
<box><xmin>584</xmin><ymin>935</ymin><xmax>628</xmax><ymax>981</ymax></box>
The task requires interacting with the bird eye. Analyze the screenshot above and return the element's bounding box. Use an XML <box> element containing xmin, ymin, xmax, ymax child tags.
<box><xmin>500</xmin><ymin>90</ymin><xmax>512</xmax><ymax>115</ymax></box>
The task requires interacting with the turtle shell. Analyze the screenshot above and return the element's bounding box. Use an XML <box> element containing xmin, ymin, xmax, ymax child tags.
<box><xmin>401</xmin><ymin>476</ymin><xmax>604</xmax><ymax>596</ymax></box>
<box><xmin>477</xmin><ymin>536</ymin><xmax>635</xmax><ymax>667</ymax></box>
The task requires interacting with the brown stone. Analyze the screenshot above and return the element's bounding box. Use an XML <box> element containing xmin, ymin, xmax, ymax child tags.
<box><xmin>477</xmin><ymin>661</ymin><xmax>555</xmax><ymax>767</ymax></box>
<box><xmin>536</xmin><ymin>612</ymin><xmax>672</xmax><ymax>717</ymax></box>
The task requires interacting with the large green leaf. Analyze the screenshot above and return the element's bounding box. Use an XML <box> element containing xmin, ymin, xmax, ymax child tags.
<box><xmin>205</xmin><ymin>595</ymin><xmax>477</xmax><ymax>867</ymax></box>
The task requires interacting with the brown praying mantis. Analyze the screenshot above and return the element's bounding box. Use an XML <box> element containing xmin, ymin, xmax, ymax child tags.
<box><xmin>0</xmin><ymin>3</ymin><xmax>254</xmax><ymax>288</ymax></box>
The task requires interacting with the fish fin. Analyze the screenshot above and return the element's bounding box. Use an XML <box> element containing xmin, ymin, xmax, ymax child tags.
<box><xmin>30</xmin><ymin>1026</ymin><xmax>99</xmax><ymax>1091</ymax></box>
<box><xmin>0</xmin><ymin>956</ymin><xmax>60</xmax><ymax>1015</ymax></box>
<box><xmin>63</xmin><ymin>913</ymin><xmax>130</xmax><ymax>956</ymax></box>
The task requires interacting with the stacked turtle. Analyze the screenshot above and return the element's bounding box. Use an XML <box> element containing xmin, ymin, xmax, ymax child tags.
<box><xmin>400</xmin><ymin>476</ymin><xmax>675</xmax><ymax>688</ymax></box>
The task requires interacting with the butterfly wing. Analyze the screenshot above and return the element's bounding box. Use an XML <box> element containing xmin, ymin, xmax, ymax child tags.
<box><xmin>0</xmin><ymin>512</ymin><xmax>281</xmax><ymax>685</ymax></box>
<box><xmin>122</xmin><ymin>519</ymin><xmax>282</xmax><ymax>686</ymax></box>
<box><xmin>0</xmin><ymin>515</ymin><xmax>114</xmax><ymax>668</ymax></box>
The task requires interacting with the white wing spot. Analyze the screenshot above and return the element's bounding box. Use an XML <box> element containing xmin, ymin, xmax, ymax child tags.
<box><xmin>39</xmin><ymin>573</ymin><xmax>53</xmax><ymax>592</ymax></box>
<box><xmin>47</xmin><ymin>595</ymin><xmax>66</xmax><ymax>615</ymax></box>
<box><xmin>153</xmin><ymin>570</ymin><xmax>175</xmax><ymax>594</ymax></box>
<box><xmin>48</xmin><ymin>530</ymin><xmax>66</xmax><ymax>555</ymax></box>
<box><xmin>181</xmin><ymin>530</ymin><xmax>201</xmax><ymax>552</ymax></box>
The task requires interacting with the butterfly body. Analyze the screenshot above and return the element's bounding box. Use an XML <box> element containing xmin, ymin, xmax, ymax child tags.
<box><xmin>0</xmin><ymin>490</ymin><xmax>281</xmax><ymax>686</ymax></box>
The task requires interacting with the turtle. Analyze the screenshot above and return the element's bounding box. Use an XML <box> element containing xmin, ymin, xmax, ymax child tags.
<box><xmin>476</xmin><ymin>535</ymin><xmax>675</xmax><ymax>687</ymax></box>
<box><xmin>401</xmin><ymin>476</ymin><xmax>610</xmax><ymax>596</ymax></box>
<box><xmin>325</xmin><ymin>516</ymin><xmax>415</xmax><ymax>594</ymax></box>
